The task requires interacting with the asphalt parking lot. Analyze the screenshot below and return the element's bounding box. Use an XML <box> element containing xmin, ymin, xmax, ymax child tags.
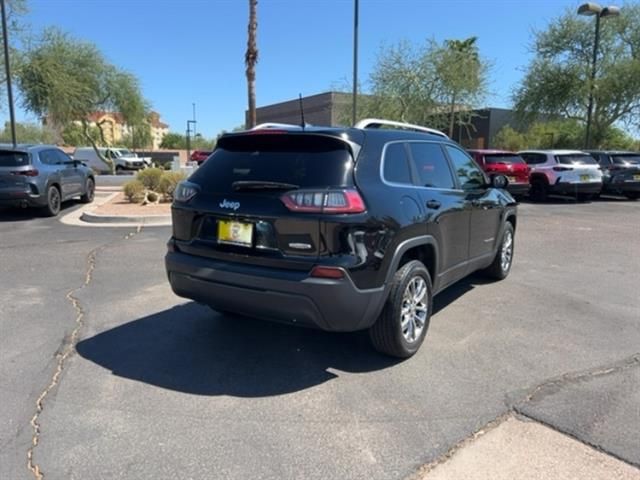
<box><xmin>1</xmin><ymin>198</ymin><xmax>639</xmax><ymax>479</ymax></box>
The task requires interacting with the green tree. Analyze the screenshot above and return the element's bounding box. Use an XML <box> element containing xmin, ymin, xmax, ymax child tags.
<box><xmin>494</xmin><ymin>120</ymin><xmax>638</xmax><ymax>150</ymax></box>
<box><xmin>433</xmin><ymin>37</ymin><xmax>488</xmax><ymax>137</ymax></box>
<box><xmin>357</xmin><ymin>37</ymin><xmax>489</xmax><ymax>132</ymax></box>
<box><xmin>15</xmin><ymin>28</ymin><xmax>149</xmax><ymax>173</ymax></box>
<box><xmin>513</xmin><ymin>3</ymin><xmax>640</xmax><ymax>148</ymax></box>
<box><xmin>0</xmin><ymin>121</ymin><xmax>56</xmax><ymax>143</ymax></box>
<box><xmin>159</xmin><ymin>132</ymin><xmax>186</xmax><ymax>149</ymax></box>
<box><xmin>121</xmin><ymin>122</ymin><xmax>152</xmax><ymax>150</ymax></box>
<box><xmin>61</xmin><ymin>123</ymin><xmax>104</xmax><ymax>147</ymax></box>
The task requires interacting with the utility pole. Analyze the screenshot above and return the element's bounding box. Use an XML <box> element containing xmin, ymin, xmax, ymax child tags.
<box><xmin>352</xmin><ymin>0</ymin><xmax>359</xmax><ymax>126</ymax></box>
<box><xmin>1</xmin><ymin>0</ymin><xmax>17</xmax><ymax>147</ymax></box>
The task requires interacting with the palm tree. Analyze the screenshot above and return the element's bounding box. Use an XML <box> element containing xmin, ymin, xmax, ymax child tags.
<box><xmin>245</xmin><ymin>0</ymin><xmax>258</xmax><ymax>129</ymax></box>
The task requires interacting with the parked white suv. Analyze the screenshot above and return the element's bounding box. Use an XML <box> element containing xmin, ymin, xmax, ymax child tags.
<box><xmin>72</xmin><ymin>147</ymin><xmax>146</xmax><ymax>174</ymax></box>
<box><xmin>518</xmin><ymin>150</ymin><xmax>603</xmax><ymax>201</ymax></box>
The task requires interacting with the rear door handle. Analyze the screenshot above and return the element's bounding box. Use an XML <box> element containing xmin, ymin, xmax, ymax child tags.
<box><xmin>426</xmin><ymin>200</ymin><xmax>441</xmax><ymax>210</ymax></box>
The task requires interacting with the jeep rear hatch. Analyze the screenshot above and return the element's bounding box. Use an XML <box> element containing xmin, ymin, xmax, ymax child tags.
<box><xmin>176</xmin><ymin>133</ymin><xmax>361</xmax><ymax>269</ymax></box>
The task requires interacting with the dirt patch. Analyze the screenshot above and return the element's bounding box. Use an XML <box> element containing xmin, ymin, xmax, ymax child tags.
<box><xmin>93</xmin><ymin>192</ymin><xmax>171</xmax><ymax>216</ymax></box>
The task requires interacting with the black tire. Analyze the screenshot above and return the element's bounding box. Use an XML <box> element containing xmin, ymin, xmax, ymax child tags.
<box><xmin>482</xmin><ymin>222</ymin><xmax>515</xmax><ymax>280</ymax></box>
<box><xmin>80</xmin><ymin>177</ymin><xmax>95</xmax><ymax>203</ymax></box>
<box><xmin>529</xmin><ymin>179</ymin><xmax>548</xmax><ymax>202</ymax></box>
<box><xmin>625</xmin><ymin>192</ymin><xmax>639</xmax><ymax>200</ymax></box>
<box><xmin>42</xmin><ymin>185</ymin><xmax>61</xmax><ymax>217</ymax></box>
<box><xmin>115</xmin><ymin>165</ymin><xmax>124</xmax><ymax>174</ymax></box>
<box><xmin>369</xmin><ymin>260</ymin><xmax>432</xmax><ymax>358</ymax></box>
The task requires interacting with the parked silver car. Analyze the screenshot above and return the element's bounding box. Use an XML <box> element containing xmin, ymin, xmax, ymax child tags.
<box><xmin>0</xmin><ymin>144</ymin><xmax>95</xmax><ymax>216</ymax></box>
<box><xmin>518</xmin><ymin>149</ymin><xmax>603</xmax><ymax>201</ymax></box>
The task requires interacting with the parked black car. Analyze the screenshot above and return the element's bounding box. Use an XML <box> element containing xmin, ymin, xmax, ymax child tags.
<box><xmin>165</xmin><ymin>119</ymin><xmax>518</xmax><ymax>358</ymax></box>
<box><xmin>587</xmin><ymin>150</ymin><xmax>640</xmax><ymax>200</ymax></box>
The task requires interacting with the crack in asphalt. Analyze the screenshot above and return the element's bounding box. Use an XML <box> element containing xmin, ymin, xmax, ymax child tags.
<box><xmin>408</xmin><ymin>354</ymin><xmax>640</xmax><ymax>478</ymax></box>
<box><xmin>512</xmin><ymin>353</ymin><xmax>640</xmax><ymax>406</ymax></box>
<box><xmin>26</xmin><ymin>226</ymin><xmax>142</xmax><ymax>480</ymax></box>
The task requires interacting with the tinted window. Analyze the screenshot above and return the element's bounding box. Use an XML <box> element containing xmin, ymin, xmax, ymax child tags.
<box><xmin>409</xmin><ymin>142</ymin><xmax>455</xmax><ymax>189</ymax></box>
<box><xmin>0</xmin><ymin>150</ymin><xmax>29</xmax><ymax>167</ymax></box>
<box><xmin>611</xmin><ymin>154</ymin><xmax>640</xmax><ymax>165</ymax></box>
<box><xmin>556</xmin><ymin>154</ymin><xmax>598</xmax><ymax>165</ymax></box>
<box><xmin>383</xmin><ymin>142</ymin><xmax>412</xmax><ymax>185</ymax></box>
<box><xmin>521</xmin><ymin>153</ymin><xmax>546</xmax><ymax>165</ymax></box>
<box><xmin>53</xmin><ymin>150</ymin><xmax>71</xmax><ymax>165</ymax></box>
<box><xmin>485</xmin><ymin>154</ymin><xmax>525</xmax><ymax>165</ymax></box>
<box><xmin>190</xmin><ymin>134</ymin><xmax>354</xmax><ymax>192</ymax></box>
<box><xmin>39</xmin><ymin>150</ymin><xmax>59</xmax><ymax>165</ymax></box>
<box><xmin>445</xmin><ymin>146</ymin><xmax>485</xmax><ymax>190</ymax></box>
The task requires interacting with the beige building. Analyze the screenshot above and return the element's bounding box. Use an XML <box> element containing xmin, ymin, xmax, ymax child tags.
<box><xmin>79</xmin><ymin>111</ymin><xmax>169</xmax><ymax>150</ymax></box>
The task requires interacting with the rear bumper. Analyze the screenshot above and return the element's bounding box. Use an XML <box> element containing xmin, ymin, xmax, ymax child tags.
<box><xmin>165</xmin><ymin>251</ymin><xmax>385</xmax><ymax>332</ymax></box>
<box><xmin>0</xmin><ymin>188</ymin><xmax>45</xmax><ymax>207</ymax></box>
<box><xmin>602</xmin><ymin>180</ymin><xmax>640</xmax><ymax>193</ymax></box>
<box><xmin>549</xmin><ymin>182</ymin><xmax>602</xmax><ymax>195</ymax></box>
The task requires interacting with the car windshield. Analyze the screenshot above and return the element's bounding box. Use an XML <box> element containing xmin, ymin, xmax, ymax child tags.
<box><xmin>0</xmin><ymin>150</ymin><xmax>30</xmax><ymax>167</ymax></box>
<box><xmin>485</xmin><ymin>154</ymin><xmax>525</xmax><ymax>165</ymax></box>
<box><xmin>611</xmin><ymin>154</ymin><xmax>640</xmax><ymax>165</ymax></box>
<box><xmin>556</xmin><ymin>154</ymin><xmax>598</xmax><ymax>165</ymax></box>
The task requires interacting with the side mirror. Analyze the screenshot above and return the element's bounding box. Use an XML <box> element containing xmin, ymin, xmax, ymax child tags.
<box><xmin>491</xmin><ymin>175</ymin><xmax>508</xmax><ymax>189</ymax></box>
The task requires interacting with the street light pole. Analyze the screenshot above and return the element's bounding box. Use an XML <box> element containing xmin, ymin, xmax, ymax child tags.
<box><xmin>186</xmin><ymin>119</ymin><xmax>196</xmax><ymax>164</ymax></box>
<box><xmin>1</xmin><ymin>0</ymin><xmax>17</xmax><ymax>148</ymax></box>
<box><xmin>578</xmin><ymin>2</ymin><xmax>620</xmax><ymax>149</ymax></box>
<box><xmin>352</xmin><ymin>0</ymin><xmax>359</xmax><ymax>126</ymax></box>
<box><xmin>585</xmin><ymin>13</ymin><xmax>601</xmax><ymax>150</ymax></box>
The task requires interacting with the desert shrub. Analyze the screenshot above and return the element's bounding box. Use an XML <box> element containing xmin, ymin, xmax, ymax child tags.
<box><xmin>158</xmin><ymin>171</ymin><xmax>187</xmax><ymax>201</ymax></box>
<box><xmin>136</xmin><ymin>167</ymin><xmax>163</xmax><ymax>191</ymax></box>
<box><xmin>123</xmin><ymin>180</ymin><xmax>145</xmax><ymax>203</ymax></box>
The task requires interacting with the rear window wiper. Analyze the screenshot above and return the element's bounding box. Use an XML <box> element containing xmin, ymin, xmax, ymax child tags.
<box><xmin>232</xmin><ymin>181</ymin><xmax>300</xmax><ymax>191</ymax></box>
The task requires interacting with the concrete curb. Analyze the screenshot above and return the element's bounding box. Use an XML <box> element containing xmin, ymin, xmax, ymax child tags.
<box><xmin>80</xmin><ymin>210</ymin><xmax>171</xmax><ymax>225</ymax></box>
<box><xmin>59</xmin><ymin>192</ymin><xmax>171</xmax><ymax>228</ymax></box>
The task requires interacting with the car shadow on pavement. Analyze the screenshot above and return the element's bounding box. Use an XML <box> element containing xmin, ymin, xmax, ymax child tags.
<box><xmin>76</xmin><ymin>302</ymin><xmax>401</xmax><ymax>397</ymax></box>
<box><xmin>0</xmin><ymin>202</ymin><xmax>78</xmax><ymax>222</ymax></box>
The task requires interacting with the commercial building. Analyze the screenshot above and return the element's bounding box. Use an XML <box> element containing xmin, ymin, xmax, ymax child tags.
<box><xmin>253</xmin><ymin>92</ymin><xmax>517</xmax><ymax>149</ymax></box>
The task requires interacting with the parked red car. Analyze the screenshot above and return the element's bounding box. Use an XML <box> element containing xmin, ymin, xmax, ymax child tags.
<box><xmin>190</xmin><ymin>150</ymin><xmax>212</xmax><ymax>165</ymax></box>
<box><xmin>468</xmin><ymin>149</ymin><xmax>530</xmax><ymax>197</ymax></box>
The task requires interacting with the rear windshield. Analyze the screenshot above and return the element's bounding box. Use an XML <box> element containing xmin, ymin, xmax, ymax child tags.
<box><xmin>485</xmin><ymin>154</ymin><xmax>525</xmax><ymax>165</ymax></box>
<box><xmin>556</xmin><ymin>154</ymin><xmax>598</xmax><ymax>165</ymax></box>
<box><xmin>190</xmin><ymin>134</ymin><xmax>354</xmax><ymax>191</ymax></box>
<box><xmin>611</xmin><ymin>154</ymin><xmax>640</xmax><ymax>165</ymax></box>
<box><xmin>0</xmin><ymin>151</ymin><xmax>30</xmax><ymax>167</ymax></box>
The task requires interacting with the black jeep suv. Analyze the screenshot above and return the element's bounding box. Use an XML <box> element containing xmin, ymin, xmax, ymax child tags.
<box><xmin>165</xmin><ymin>119</ymin><xmax>517</xmax><ymax>358</ymax></box>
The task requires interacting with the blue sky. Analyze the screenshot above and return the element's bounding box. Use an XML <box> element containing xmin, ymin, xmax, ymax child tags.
<box><xmin>6</xmin><ymin>0</ymin><xmax>582</xmax><ymax>138</ymax></box>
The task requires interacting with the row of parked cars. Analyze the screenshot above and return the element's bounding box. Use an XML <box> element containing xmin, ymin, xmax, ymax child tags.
<box><xmin>468</xmin><ymin>149</ymin><xmax>640</xmax><ymax>201</ymax></box>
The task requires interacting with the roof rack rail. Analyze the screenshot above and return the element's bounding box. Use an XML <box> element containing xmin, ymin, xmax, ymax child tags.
<box><xmin>251</xmin><ymin>122</ymin><xmax>303</xmax><ymax>130</ymax></box>
<box><xmin>354</xmin><ymin>118</ymin><xmax>448</xmax><ymax>138</ymax></box>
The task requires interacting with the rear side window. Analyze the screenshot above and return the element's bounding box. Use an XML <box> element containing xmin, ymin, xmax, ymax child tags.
<box><xmin>556</xmin><ymin>154</ymin><xmax>598</xmax><ymax>165</ymax></box>
<box><xmin>611</xmin><ymin>154</ymin><xmax>640</xmax><ymax>165</ymax></box>
<box><xmin>521</xmin><ymin>153</ymin><xmax>546</xmax><ymax>165</ymax></box>
<box><xmin>0</xmin><ymin>151</ymin><xmax>29</xmax><ymax>167</ymax></box>
<box><xmin>383</xmin><ymin>142</ymin><xmax>412</xmax><ymax>185</ymax></box>
<box><xmin>445</xmin><ymin>146</ymin><xmax>485</xmax><ymax>190</ymax></box>
<box><xmin>485</xmin><ymin>154</ymin><xmax>525</xmax><ymax>165</ymax></box>
<box><xmin>190</xmin><ymin>134</ymin><xmax>354</xmax><ymax>192</ymax></box>
<box><xmin>409</xmin><ymin>143</ymin><xmax>455</xmax><ymax>189</ymax></box>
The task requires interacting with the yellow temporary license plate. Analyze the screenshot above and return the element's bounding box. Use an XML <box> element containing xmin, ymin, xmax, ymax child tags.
<box><xmin>634</xmin><ymin>174</ymin><xmax>640</xmax><ymax>181</ymax></box>
<box><xmin>580</xmin><ymin>175</ymin><xmax>590</xmax><ymax>181</ymax></box>
<box><xmin>218</xmin><ymin>220</ymin><xmax>253</xmax><ymax>247</ymax></box>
